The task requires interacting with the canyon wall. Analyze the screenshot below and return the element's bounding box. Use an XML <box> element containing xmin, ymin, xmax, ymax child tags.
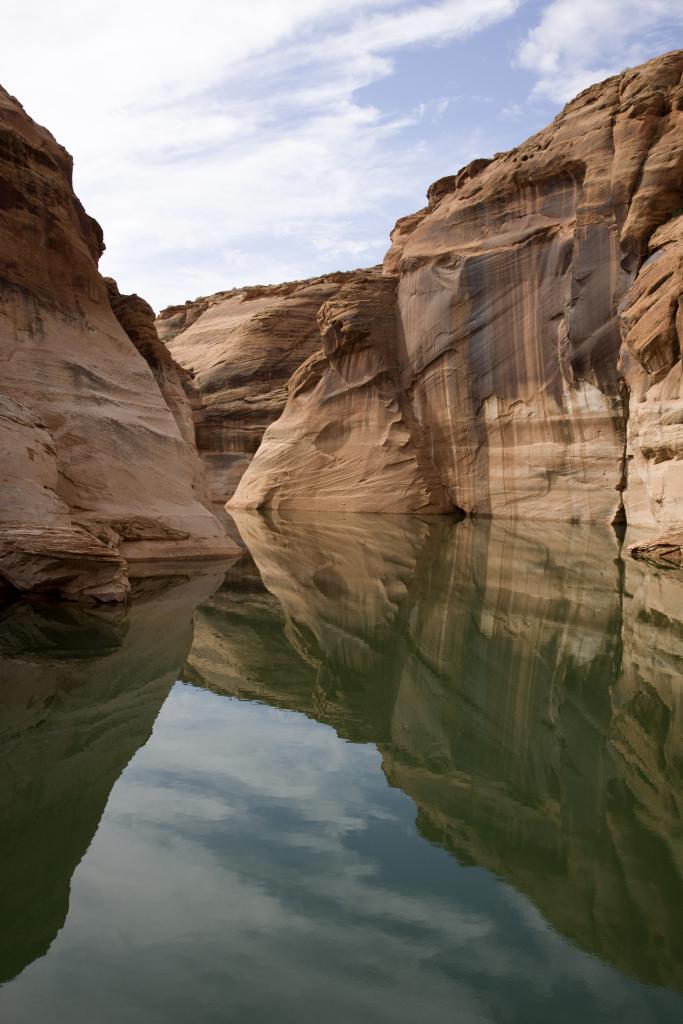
<box><xmin>159</xmin><ymin>51</ymin><xmax>682</xmax><ymax>543</ymax></box>
<box><xmin>233</xmin><ymin>51</ymin><xmax>683</xmax><ymax>524</ymax></box>
<box><xmin>619</xmin><ymin>214</ymin><xmax>683</xmax><ymax>537</ymax></box>
<box><xmin>156</xmin><ymin>272</ymin><xmax>365</xmax><ymax>501</ymax></box>
<box><xmin>0</xmin><ymin>87</ymin><xmax>238</xmax><ymax>602</ymax></box>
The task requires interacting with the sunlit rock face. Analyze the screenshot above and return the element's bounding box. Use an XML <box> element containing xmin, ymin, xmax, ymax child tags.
<box><xmin>0</xmin><ymin>572</ymin><xmax>221</xmax><ymax>985</ymax></box>
<box><xmin>619</xmin><ymin>215</ymin><xmax>683</xmax><ymax>533</ymax></box>
<box><xmin>156</xmin><ymin>272</ymin><xmax>368</xmax><ymax>503</ymax></box>
<box><xmin>388</xmin><ymin>50</ymin><xmax>683</xmax><ymax>523</ymax></box>
<box><xmin>198</xmin><ymin>511</ymin><xmax>683</xmax><ymax>991</ymax></box>
<box><xmin>0</xmin><ymin>87</ymin><xmax>237</xmax><ymax>601</ymax></box>
<box><xmin>221</xmin><ymin>51</ymin><xmax>683</xmax><ymax>532</ymax></box>
<box><xmin>228</xmin><ymin>275</ymin><xmax>450</xmax><ymax>511</ymax></box>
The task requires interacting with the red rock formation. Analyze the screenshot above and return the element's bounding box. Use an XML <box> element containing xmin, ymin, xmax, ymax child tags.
<box><xmin>156</xmin><ymin>270</ymin><xmax>371</xmax><ymax>502</ymax></box>
<box><xmin>618</xmin><ymin>215</ymin><xmax>683</xmax><ymax>532</ymax></box>
<box><xmin>0</xmin><ymin>86</ymin><xmax>238</xmax><ymax>601</ymax></box>
<box><xmin>221</xmin><ymin>50</ymin><xmax>683</xmax><ymax>538</ymax></box>
<box><xmin>228</xmin><ymin>273</ymin><xmax>450</xmax><ymax>511</ymax></box>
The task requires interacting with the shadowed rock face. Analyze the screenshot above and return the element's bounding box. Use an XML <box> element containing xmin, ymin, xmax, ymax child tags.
<box><xmin>156</xmin><ymin>271</ymin><xmax>374</xmax><ymax>503</ymax></box>
<box><xmin>0</xmin><ymin>572</ymin><xmax>222</xmax><ymax>984</ymax></box>
<box><xmin>159</xmin><ymin>51</ymin><xmax>683</xmax><ymax>544</ymax></box>
<box><xmin>0</xmin><ymin>87</ymin><xmax>238</xmax><ymax>601</ymax></box>
<box><xmin>384</xmin><ymin>51</ymin><xmax>683</xmax><ymax>524</ymax></box>
<box><xmin>193</xmin><ymin>511</ymin><xmax>683</xmax><ymax>993</ymax></box>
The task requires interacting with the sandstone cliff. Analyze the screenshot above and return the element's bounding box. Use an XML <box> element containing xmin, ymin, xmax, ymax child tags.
<box><xmin>155</xmin><ymin>51</ymin><xmax>682</xmax><ymax>545</ymax></box>
<box><xmin>0</xmin><ymin>87</ymin><xmax>238</xmax><ymax>602</ymax></box>
<box><xmin>226</xmin><ymin>50</ymin><xmax>683</xmax><ymax>526</ymax></box>
<box><xmin>156</xmin><ymin>271</ymin><xmax>367</xmax><ymax>501</ymax></box>
<box><xmin>619</xmin><ymin>214</ymin><xmax>683</xmax><ymax>538</ymax></box>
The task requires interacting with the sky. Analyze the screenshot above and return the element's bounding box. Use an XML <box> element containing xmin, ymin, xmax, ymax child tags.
<box><xmin>3</xmin><ymin>0</ymin><xmax>682</xmax><ymax>310</ymax></box>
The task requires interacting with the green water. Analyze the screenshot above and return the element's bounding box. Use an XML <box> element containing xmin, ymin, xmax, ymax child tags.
<box><xmin>1</xmin><ymin>514</ymin><xmax>682</xmax><ymax>1023</ymax></box>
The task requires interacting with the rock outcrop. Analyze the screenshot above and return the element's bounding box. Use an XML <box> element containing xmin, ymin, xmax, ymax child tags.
<box><xmin>618</xmin><ymin>215</ymin><xmax>683</xmax><ymax>533</ymax></box>
<box><xmin>157</xmin><ymin>271</ymin><xmax>367</xmax><ymax>501</ymax></box>
<box><xmin>229</xmin><ymin>273</ymin><xmax>450</xmax><ymax>511</ymax></box>
<box><xmin>0</xmin><ymin>86</ymin><xmax>238</xmax><ymax>602</ymax></box>
<box><xmin>153</xmin><ymin>50</ymin><xmax>683</xmax><ymax>547</ymax></box>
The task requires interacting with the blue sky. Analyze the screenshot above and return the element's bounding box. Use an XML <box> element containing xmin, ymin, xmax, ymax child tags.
<box><xmin>4</xmin><ymin>1</ymin><xmax>683</xmax><ymax>309</ymax></box>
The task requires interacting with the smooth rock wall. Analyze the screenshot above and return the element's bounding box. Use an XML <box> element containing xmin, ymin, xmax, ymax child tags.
<box><xmin>0</xmin><ymin>86</ymin><xmax>237</xmax><ymax>601</ymax></box>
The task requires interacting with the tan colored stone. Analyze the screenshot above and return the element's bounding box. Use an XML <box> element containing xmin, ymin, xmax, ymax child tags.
<box><xmin>0</xmin><ymin>86</ymin><xmax>239</xmax><ymax>599</ymax></box>
<box><xmin>222</xmin><ymin>51</ymin><xmax>683</xmax><ymax>527</ymax></box>
<box><xmin>157</xmin><ymin>271</ymin><xmax>367</xmax><ymax>502</ymax></box>
<box><xmin>618</xmin><ymin>215</ymin><xmax>683</xmax><ymax>535</ymax></box>
<box><xmin>629</xmin><ymin>525</ymin><xmax>683</xmax><ymax>567</ymax></box>
<box><xmin>229</xmin><ymin>274</ymin><xmax>450</xmax><ymax>512</ymax></box>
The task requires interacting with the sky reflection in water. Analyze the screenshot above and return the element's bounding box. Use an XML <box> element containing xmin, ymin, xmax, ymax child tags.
<box><xmin>0</xmin><ymin>515</ymin><xmax>682</xmax><ymax>1023</ymax></box>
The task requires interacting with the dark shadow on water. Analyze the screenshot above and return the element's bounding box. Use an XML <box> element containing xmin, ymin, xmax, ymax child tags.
<box><xmin>0</xmin><ymin>572</ymin><xmax>224</xmax><ymax>985</ymax></box>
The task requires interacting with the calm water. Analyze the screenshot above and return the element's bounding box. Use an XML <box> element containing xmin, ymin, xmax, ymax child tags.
<box><xmin>1</xmin><ymin>514</ymin><xmax>682</xmax><ymax>1023</ymax></box>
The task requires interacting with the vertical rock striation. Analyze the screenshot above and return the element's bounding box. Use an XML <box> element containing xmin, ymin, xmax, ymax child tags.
<box><xmin>192</xmin><ymin>49</ymin><xmax>682</xmax><ymax>539</ymax></box>
<box><xmin>619</xmin><ymin>215</ymin><xmax>683</xmax><ymax>536</ymax></box>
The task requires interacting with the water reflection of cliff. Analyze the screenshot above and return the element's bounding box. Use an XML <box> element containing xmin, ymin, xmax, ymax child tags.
<box><xmin>0</xmin><ymin>574</ymin><xmax>221</xmax><ymax>984</ymax></box>
<box><xmin>192</xmin><ymin>511</ymin><xmax>683</xmax><ymax>993</ymax></box>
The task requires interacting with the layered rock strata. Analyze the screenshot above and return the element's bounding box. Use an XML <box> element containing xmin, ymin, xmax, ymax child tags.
<box><xmin>158</xmin><ymin>51</ymin><xmax>683</xmax><ymax>546</ymax></box>
<box><xmin>157</xmin><ymin>271</ymin><xmax>368</xmax><ymax>501</ymax></box>
<box><xmin>228</xmin><ymin>274</ymin><xmax>450</xmax><ymax>511</ymax></box>
<box><xmin>0</xmin><ymin>86</ymin><xmax>238</xmax><ymax>601</ymax></box>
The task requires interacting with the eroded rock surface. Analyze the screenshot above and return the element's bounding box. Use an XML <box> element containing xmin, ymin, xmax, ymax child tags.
<box><xmin>222</xmin><ymin>51</ymin><xmax>683</xmax><ymax>533</ymax></box>
<box><xmin>229</xmin><ymin>274</ymin><xmax>450</xmax><ymax>511</ymax></box>
<box><xmin>0</xmin><ymin>86</ymin><xmax>238</xmax><ymax>601</ymax></box>
<box><xmin>157</xmin><ymin>271</ymin><xmax>368</xmax><ymax>501</ymax></box>
<box><xmin>619</xmin><ymin>215</ymin><xmax>683</xmax><ymax>533</ymax></box>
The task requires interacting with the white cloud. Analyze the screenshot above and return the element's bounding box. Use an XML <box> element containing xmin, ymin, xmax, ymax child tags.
<box><xmin>3</xmin><ymin>1</ymin><xmax>677</xmax><ymax>310</ymax></box>
<box><xmin>2</xmin><ymin>0</ymin><xmax>520</xmax><ymax>309</ymax></box>
<box><xmin>499</xmin><ymin>101</ymin><xmax>523</xmax><ymax>120</ymax></box>
<box><xmin>518</xmin><ymin>0</ymin><xmax>683</xmax><ymax>103</ymax></box>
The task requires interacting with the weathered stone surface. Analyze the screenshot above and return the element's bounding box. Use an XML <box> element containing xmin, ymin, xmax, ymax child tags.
<box><xmin>630</xmin><ymin>525</ymin><xmax>683</xmax><ymax>567</ymax></box>
<box><xmin>386</xmin><ymin>49</ymin><xmax>683</xmax><ymax>523</ymax></box>
<box><xmin>222</xmin><ymin>51</ymin><xmax>683</xmax><ymax>527</ymax></box>
<box><xmin>0</xmin><ymin>86</ymin><xmax>238</xmax><ymax>599</ymax></box>
<box><xmin>157</xmin><ymin>272</ymin><xmax>365</xmax><ymax>502</ymax></box>
<box><xmin>229</xmin><ymin>274</ymin><xmax>450</xmax><ymax>512</ymax></box>
<box><xmin>106</xmin><ymin>278</ymin><xmax>197</xmax><ymax>449</ymax></box>
<box><xmin>0</xmin><ymin>393</ymin><xmax>129</xmax><ymax>601</ymax></box>
<box><xmin>619</xmin><ymin>215</ymin><xmax>683</xmax><ymax>537</ymax></box>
